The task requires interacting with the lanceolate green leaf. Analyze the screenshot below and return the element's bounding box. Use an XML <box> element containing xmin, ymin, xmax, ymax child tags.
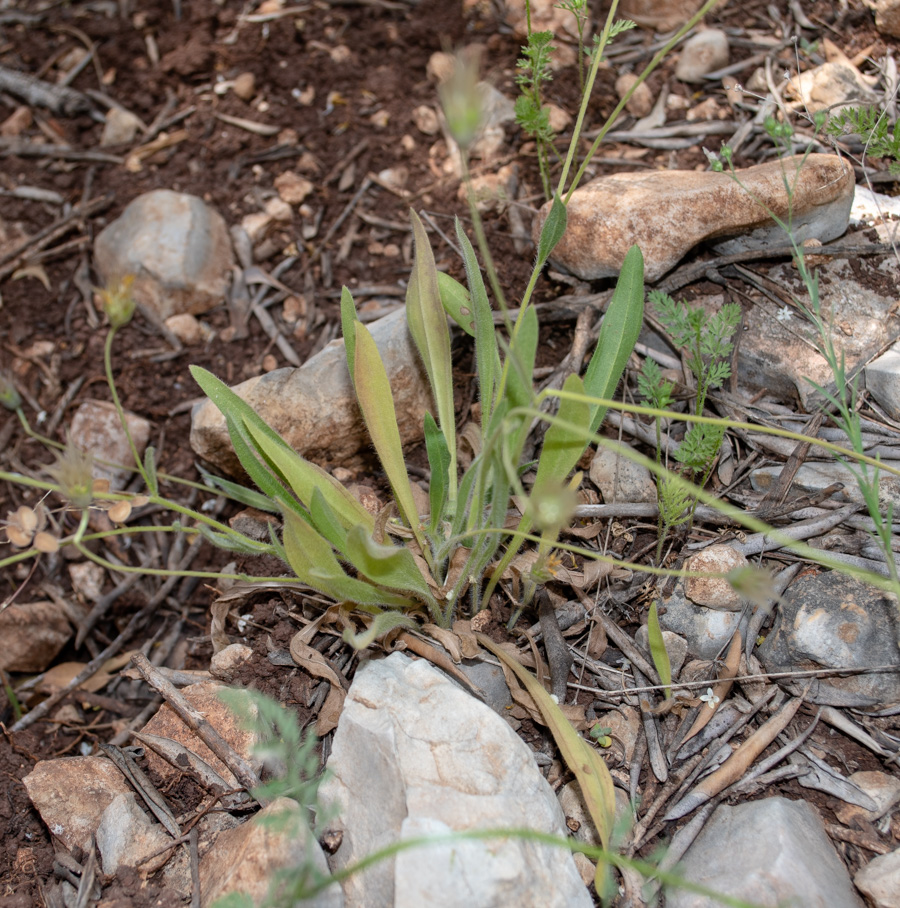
<box><xmin>190</xmin><ymin>366</ymin><xmax>307</xmax><ymax>515</ymax></box>
<box><xmin>533</xmin><ymin>373</ymin><xmax>589</xmax><ymax>494</ymax></box>
<box><xmin>437</xmin><ymin>271</ymin><xmax>475</xmax><ymax>336</ymax></box>
<box><xmin>344</xmin><ymin>525</ymin><xmax>438</xmax><ymax>608</ymax></box>
<box><xmin>454</xmin><ymin>217</ymin><xmax>500</xmax><ymax>432</ymax></box>
<box><xmin>282</xmin><ymin>510</ymin><xmax>415</xmax><ymax>612</ymax></box>
<box><xmin>503</xmin><ymin>304</ymin><xmax>539</xmax><ymax>457</ymax></box>
<box><xmin>406</xmin><ymin>210</ymin><xmax>456</xmax><ymax>498</ymax></box>
<box><xmin>352</xmin><ymin>322</ymin><xmax>426</xmax><ymax>549</ymax></box>
<box><xmin>308</xmin><ymin>487</ymin><xmax>349</xmax><ymax>554</ymax></box>
<box><xmin>536</xmin><ymin>193</ymin><xmax>567</xmax><ymax>268</ymax></box>
<box><xmin>240</xmin><ymin>415</ymin><xmax>374</xmax><ymax>533</ymax></box>
<box><xmin>198</xmin><ymin>465</ymin><xmax>277</xmax><ymax>513</ymax></box>
<box><xmin>339</xmin><ymin>286</ymin><xmax>358</xmax><ymax>382</ymax></box>
<box><xmin>647</xmin><ymin>600</ymin><xmax>672</xmax><ymax>699</ymax></box>
<box><xmin>583</xmin><ymin>245</ymin><xmax>645</xmax><ymax>435</ymax></box>
<box><xmin>424</xmin><ymin>412</ymin><xmax>450</xmax><ymax>533</ymax></box>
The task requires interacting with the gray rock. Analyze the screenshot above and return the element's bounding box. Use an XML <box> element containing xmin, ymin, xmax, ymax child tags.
<box><xmin>750</xmin><ymin>459</ymin><xmax>900</xmax><ymax>509</ymax></box>
<box><xmin>657</xmin><ymin>581</ymin><xmax>741</xmax><ymax>661</ymax></box>
<box><xmin>758</xmin><ymin>572</ymin><xmax>900</xmax><ymax>708</ymax></box>
<box><xmin>675</xmin><ymin>29</ymin><xmax>729</xmax><ymax>83</ymax></box>
<box><xmin>590</xmin><ymin>443</ymin><xmax>656</xmax><ymax>503</ymax></box>
<box><xmin>855</xmin><ymin>847</ymin><xmax>900</xmax><ymax>908</ymax></box>
<box><xmin>866</xmin><ymin>342</ymin><xmax>900</xmax><ymax>422</ymax></box>
<box><xmin>703</xmin><ymin>256</ymin><xmax>899</xmax><ymax>411</ymax></box>
<box><xmin>100</xmin><ymin>106</ymin><xmax>142</xmax><ymax>146</ymax></box>
<box><xmin>534</xmin><ymin>155</ymin><xmax>853</xmax><ymax>282</ymax></box>
<box><xmin>666</xmin><ymin>798</ymin><xmax>863</xmax><ymax>908</ymax></box>
<box><xmin>456</xmin><ymin>657</ymin><xmax>513</xmax><ymax>714</ymax></box>
<box><xmin>94</xmin><ymin>189</ymin><xmax>234</xmax><ymax>321</ymax></box>
<box><xmin>318</xmin><ymin>652</ymin><xmax>591</xmax><ymax>908</ymax></box>
<box><xmin>634</xmin><ymin>626</ymin><xmax>688</xmax><ymax>678</ymax></box>
<box><xmin>96</xmin><ymin>792</ymin><xmax>172</xmax><ymax>875</ymax></box>
<box><xmin>191</xmin><ymin>308</ymin><xmax>432</xmax><ymax>476</ymax></box>
<box><xmin>69</xmin><ymin>399</ymin><xmax>150</xmax><ymax>490</ymax></box>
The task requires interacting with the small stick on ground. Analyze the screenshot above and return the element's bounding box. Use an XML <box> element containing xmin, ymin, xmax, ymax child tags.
<box><xmin>129</xmin><ymin>652</ymin><xmax>264</xmax><ymax>801</ymax></box>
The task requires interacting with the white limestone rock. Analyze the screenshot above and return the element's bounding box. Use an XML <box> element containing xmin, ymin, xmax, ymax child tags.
<box><xmin>318</xmin><ymin>652</ymin><xmax>592</xmax><ymax>908</ymax></box>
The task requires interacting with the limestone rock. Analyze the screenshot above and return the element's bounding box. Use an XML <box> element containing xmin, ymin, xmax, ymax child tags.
<box><xmin>319</xmin><ymin>652</ymin><xmax>592</xmax><ymax>908</ymax></box>
<box><xmin>100</xmin><ymin>107</ymin><xmax>142</xmax><ymax>146</ymax></box>
<box><xmin>96</xmin><ymin>792</ymin><xmax>172</xmax><ymax>875</ymax></box>
<box><xmin>758</xmin><ymin>572</ymin><xmax>900</xmax><ymax>708</ymax></box>
<box><xmin>23</xmin><ymin>756</ymin><xmax>133</xmax><ymax>852</ymax></box>
<box><xmin>615</xmin><ymin>73</ymin><xmax>653</xmax><ymax>117</ymax></box>
<box><xmin>199</xmin><ymin>797</ymin><xmax>342</xmax><ymax>907</ymax></box>
<box><xmin>619</xmin><ymin>0</ymin><xmax>704</xmax><ymax>32</ymax></box>
<box><xmin>675</xmin><ymin>29</ymin><xmax>729</xmax><ymax>83</ymax></box>
<box><xmin>787</xmin><ymin>62</ymin><xmax>880</xmax><ymax>114</ymax></box>
<box><xmin>657</xmin><ymin>581</ymin><xmax>741</xmax><ymax>660</ymax></box>
<box><xmin>533</xmin><ymin>154</ymin><xmax>854</xmax><ymax>282</ymax></box>
<box><xmin>666</xmin><ymin>798</ymin><xmax>863</xmax><ymax>908</ymax></box>
<box><xmin>683</xmin><ymin>545</ymin><xmax>747</xmax><ymax>610</ymax></box>
<box><xmin>94</xmin><ymin>190</ymin><xmax>234</xmax><ymax>320</ymax></box>
<box><xmin>69</xmin><ymin>399</ymin><xmax>151</xmax><ymax>490</ymax></box>
<box><xmin>138</xmin><ymin>681</ymin><xmax>260</xmax><ymax>787</ymax></box>
<box><xmin>0</xmin><ymin>600</ymin><xmax>71</xmax><ymax>672</ymax></box>
<box><xmin>866</xmin><ymin>342</ymin><xmax>900</xmax><ymax>422</ymax></box>
<box><xmin>210</xmin><ymin>643</ymin><xmax>254</xmax><ymax>681</ymax></box>
<box><xmin>855</xmin><ymin>848</ymin><xmax>900</xmax><ymax>908</ymax></box>
<box><xmin>590</xmin><ymin>442</ymin><xmax>656</xmax><ymax>503</ymax></box>
<box><xmin>191</xmin><ymin>308</ymin><xmax>432</xmax><ymax>476</ymax></box>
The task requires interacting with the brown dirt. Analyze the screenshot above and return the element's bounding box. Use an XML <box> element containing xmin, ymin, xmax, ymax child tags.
<box><xmin>1</xmin><ymin>0</ymin><xmax>899</xmax><ymax>905</ymax></box>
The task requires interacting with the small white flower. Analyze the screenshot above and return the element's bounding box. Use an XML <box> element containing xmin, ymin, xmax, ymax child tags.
<box><xmin>776</xmin><ymin>305</ymin><xmax>793</xmax><ymax>322</ymax></box>
<box><xmin>699</xmin><ymin>688</ymin><xmax>720</xmax><ymax>710</ymax></box>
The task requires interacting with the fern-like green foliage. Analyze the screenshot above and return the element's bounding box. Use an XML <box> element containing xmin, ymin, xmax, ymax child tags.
<box><xmin>515</xmin><ymin>30</ymin><xmax>557</xmax><ymax>198</ymax></box>
<box><xmin>825</xmin><ymin>105</ymin><xmax>900</xmax><ymax>173</ymax></box>
<box><xmin>642</xmin><ymin>292</ymin><xmax>740</xmax><ymax>562</ymax></box>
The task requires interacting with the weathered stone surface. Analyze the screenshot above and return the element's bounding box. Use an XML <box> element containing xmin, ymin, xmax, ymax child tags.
<box><xmin>319</xmin><ymin>652</ymin><xmax>591</xmax><ymax>908</ymax></box>
<box><xmin>533</xmin><ymin>154</ymin><xmax>854</xmax><ymax>281</ymax></box>
<box><xmin>590</xmin><ymin>443</ymin><xmax>656</xmax><ymax>503</ymax></box>
<box><xmin>210</xmin><ymin>643</ymin><xmax>254</xmax><ymax>681</ymax></box>
<box><xmin>666</xmin><ymin>798</ymin><xmax>863</xmax><ymax>908</ymax></box>
<box><xmin>758</xmin><ymin>572</ymin><xmax>900</xmax><ymax>708</ymax></box>
<box><xmin>96</xmin><ymin>792</ymin><xmax>172</xmax><ymax>875</ymax></box>
<box><xmin>615</xmin><ymin>73</ymin><xmax>653</xmax><ymax>117</ymax></box>
<box><xmin>23</xmin><ymin>757</ymin><xmax>133</xmax><ymax>852</ymax></box>
<box><xmin>191</xmin><ymin>308</ymin><xmax>433</xmax><ymax>475</ymax></box>
<box><xmin>695</xmin><ymin>256</ymin><xmax>899</xmax><ymax>411</ymax></box>
<box><xmin>635</xmin><ymin>626</ymin><xmax>688</xmax><ymax>677</ymax></box>
<box><xmin>751</xmin><ymin>459</ymin><xmax>900</xmax><ymax>509</ymax></box>
<box><xmin>100</xmin><ymin>106</ymin><xmax>142</xmax><ymax>146</ymax></box>
<box><xmin>619</xmin><ymin>0</ymin><xmax>704</xmax><ymax>32</ymax></box>
<box><xmin>683</xmin><ymin>545</ymin><xmax>748</xmax><ymax>610</ymax></box>
<box><xmin>675</xmin><ymin>29</ymin><xmax>729</xmax><ymax>83</ymax></box>
<box><xmin>866</xmin><ymin>342</ymin><xmax>900</xmax><ymax>422</ymax></box>
<box><xmin>199</xmin><ymin>797</ymin><xmax>342</xmax><ymax>907</ymax></box>
<box><xmin>657</xmin><ymin>581</ymin><xmax>741</xmax><ymax>660</ymax></box>
<box><xmin>835</xmin><ymin>771</ymin><xmax>900</xmax><ymax>826</ymax></box>
<box><xmin>0</xmin><ymin>600</ymin><xmax>71</xmax><ymax>672</ymax></box>
<box><xmin>788</xmin><ymin>61</ymin><xmax>880</xmax><ymax>113</ymax></box>
<box><xmin>855</xmin><ymin>848</ymin><xmax>900</xmax><ymax>908</ymax></box>
<box><xmin>94</xmin><ymin>189</ymin><xmax>233</xmax><ymax>320</ymax></box>
<box><xmin>139</xmin><ymin>681</ymin><xmax>260</xmax><ymax>787</ymax></box>
<box><xmin>69</xmin><ymin>399</ymin><xmax>151</xmax><ymax>490</ymax></box>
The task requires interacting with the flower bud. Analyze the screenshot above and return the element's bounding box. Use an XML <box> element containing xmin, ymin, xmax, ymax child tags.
<box><xmin>438</xmin><ymin>48</ymin><xmax>484</xmax><ymax>152</ymax></box>
<box><xmin>97</xmin><ymin>274</ymin><xmax>137</xmax><ymax>328</ymax></box>
<box><xmin>0</xmin><ymin>373</ymin><xmax>22</xmax><ymax>411</ymax></box>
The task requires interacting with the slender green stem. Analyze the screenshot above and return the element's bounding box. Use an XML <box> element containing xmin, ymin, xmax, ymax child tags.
<box><xmin>104</xmin><ymin>327</ymin><xmax>148</xmax><ymax>487</ymax></box>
